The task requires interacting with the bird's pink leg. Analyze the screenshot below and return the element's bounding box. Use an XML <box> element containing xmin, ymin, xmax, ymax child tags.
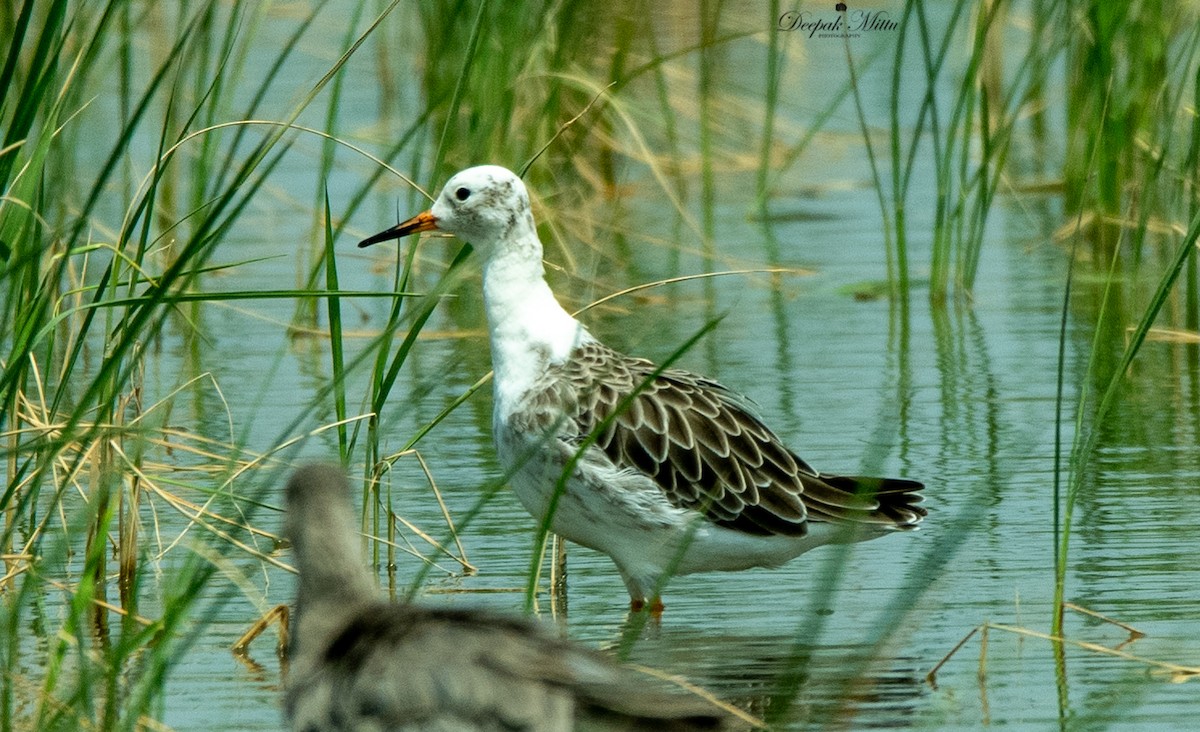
<box><xmin>629</xmin><ymin>597</ymin><xmax>665</xmax><ymax>615</ymax></box>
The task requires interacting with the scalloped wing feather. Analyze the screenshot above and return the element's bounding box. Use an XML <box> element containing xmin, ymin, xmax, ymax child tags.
<box><xmin>529</xmin><ymin>343</ymin><xmax>925</xmax><ymax>538</ymax></box>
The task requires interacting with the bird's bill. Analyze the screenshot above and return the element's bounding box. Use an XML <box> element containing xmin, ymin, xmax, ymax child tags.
<box><xmin>358</xmin><ymin>210</ymin><xmax>439</xmax><ymax>248</ymax></box>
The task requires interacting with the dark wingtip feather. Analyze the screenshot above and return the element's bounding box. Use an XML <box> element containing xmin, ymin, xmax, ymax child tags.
<box><xmin>821</xmin><ymin>474</ymin><xmax>927</xmax><ymax>527</ymax></box>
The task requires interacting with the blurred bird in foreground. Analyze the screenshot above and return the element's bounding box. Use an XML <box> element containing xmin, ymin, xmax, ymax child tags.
<box><xmin>283</xmin><ymin>464</ymin><xmax>739</xmax><ymax>731</ymax></box>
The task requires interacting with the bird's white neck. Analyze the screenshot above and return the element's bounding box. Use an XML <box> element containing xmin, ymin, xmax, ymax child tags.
<box><xmin>480</xmin><ymin>229</ymin><xmax>590</xmax><ymax>420</ymax></box>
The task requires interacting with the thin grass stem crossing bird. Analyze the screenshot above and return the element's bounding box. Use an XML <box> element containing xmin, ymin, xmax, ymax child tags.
<box><xmin>359</xmin><ymin>165</ymin><xmax>926</xmax><ymax>613</ymax></box>
<box><xmin>284</xmin><ymin>464</ymin><xmax>735</xmax><ymax>731</ymax></box>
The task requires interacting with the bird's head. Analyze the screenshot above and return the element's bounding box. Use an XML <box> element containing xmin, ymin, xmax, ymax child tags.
<box><xmin>359</xmin><ymin>165</ymin><xmax>534</xmax><ymax>255</ymax></box>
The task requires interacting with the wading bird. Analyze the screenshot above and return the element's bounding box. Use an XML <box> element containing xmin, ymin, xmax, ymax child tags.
<box><xmin>359</xmin><ymin>166</ymin><xmax>926</xmax><ymax>613</ymax></box>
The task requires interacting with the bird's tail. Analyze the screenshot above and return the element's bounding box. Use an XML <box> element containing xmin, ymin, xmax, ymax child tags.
<box><xmin>810</xmin><ymin>474</ymin><xmax>927</xmax><ymax>529</ymax></box>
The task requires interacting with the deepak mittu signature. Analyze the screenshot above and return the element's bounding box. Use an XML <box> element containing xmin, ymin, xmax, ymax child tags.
<box><xmin>777</xmin><ymin>8</ymin><xmax>898</xmax><ymax>39</ymax></box>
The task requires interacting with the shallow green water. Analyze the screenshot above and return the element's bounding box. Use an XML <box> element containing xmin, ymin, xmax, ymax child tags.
<box><xmin>12</xmin><ymin>1</ymin><xmax>1200</xmax><ymax>730</ymax></box>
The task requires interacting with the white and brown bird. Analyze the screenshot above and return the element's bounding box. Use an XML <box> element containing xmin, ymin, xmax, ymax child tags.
<box><xmin>284</xmin><ymin>464</ymin><xmax>734</xmax><ymax>731</ymax></box>
<box><xmin>359</xmin><ymin>165</ymin><xmax>926</xmax><ymax>613</ymax></box>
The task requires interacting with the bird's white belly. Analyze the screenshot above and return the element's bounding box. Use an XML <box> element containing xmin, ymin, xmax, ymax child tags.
<box><xmin>493</xmin><ymin>423</ymin><xmax>836</xmax><ymax>585</ymax></box>
<box><xmin>494</xmin><ymin>425</ymin><xmax>674</xmax><ymax>551</ymax></box>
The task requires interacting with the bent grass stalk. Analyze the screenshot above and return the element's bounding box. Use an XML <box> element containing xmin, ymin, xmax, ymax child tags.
<box><xmin>927</xmin><ymin>609</ymin><xmax>1198</xmax><ymax>689</ymax></box>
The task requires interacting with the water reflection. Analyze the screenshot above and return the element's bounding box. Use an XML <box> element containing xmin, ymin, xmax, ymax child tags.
<box><xmin>606</xmin><ymin>627</ymin><xmax>928</xmax><ymax>730</ymax></box>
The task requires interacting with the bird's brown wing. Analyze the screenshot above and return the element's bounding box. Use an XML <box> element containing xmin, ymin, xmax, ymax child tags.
<box><xmin>537</xmin><ymin>342</ymin><xmax>925</xmax><ymax>537</ymax></box>
<box><xmin>290</xmin><ymin>605</ymin><xmax>729</xmax><ymax>730</ymax></box>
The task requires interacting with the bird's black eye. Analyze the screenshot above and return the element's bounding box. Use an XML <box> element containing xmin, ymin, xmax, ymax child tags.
<box><xmin>455</xmin><ymin>187</ymin><xmax>470</xmax><ymax>201</ymax></box>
